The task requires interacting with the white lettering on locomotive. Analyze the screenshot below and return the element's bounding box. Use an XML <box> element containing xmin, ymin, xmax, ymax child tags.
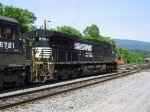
<box><xmin>85</xmin><ymin>52</ymin><xmax>93</xmax><ymax>57</ymax></box>
<box><xmin>35</xmin><ymin>47</ymin><xmax>52</xmax><ymax>58</ymax></box>
<box><xmin>74</xmin><ymin>43</ymin><xmax>92</xmax><ymax>51</ymax></box>
<box><xmin>0</xmin><ymin>42</ymin><xmax>14</xmax><ymax>48</ymax></box>
<box><xmin>8</xmin><ymin>43</ymin><xmax>12</xmax><ymax>48</ymax></box>
<box><xmin>39</xmin><ymin>37</ymin><xmax>49</xmax><ymax>41</ymax></box>
<box><xmin>4</xmin><ymin>42</ymin><xmax>7</xmax><ymax>48</ymax></box>
<box><xmin>0</xmin><ymin>42</ymin><xmax>3</xmax><ymax>47</ymax></box>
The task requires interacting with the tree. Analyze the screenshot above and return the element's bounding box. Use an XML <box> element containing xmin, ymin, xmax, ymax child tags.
<box><xmin>116</xmin><ymin>46</ymin><xmax>147</xmax><ymax>64</ymax></box>
<box><xmin>83</xmin><ymin>24</ymin><xmax>116</xmax><ymax>44</ymax></box>
<box><xmin>50</xmin><ymin>25</ymin><xmax>83</xmax><ymax>37</ymax></box>
<box><xmin>0</xmin><ymin>3</ymin><xmax>4</xmax><ymax>14</ymax></box>
<box><xmin>102</xmin><ymin>36</ymin><xmax>116</xmax><ymax>44</ymax></box>
<box><xmin>83</xmin><ymin>24</ymin><xmax>100</xmax><ymax>39</ymax></box>
<box><xmin>0</xmin><ymin>3</ymin><xmax>37</xmax><ymax>35</ymax></box>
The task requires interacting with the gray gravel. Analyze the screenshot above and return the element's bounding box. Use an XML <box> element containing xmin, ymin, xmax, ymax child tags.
<box><xmin>5</xmin><ymin>70</ymin><xmax>150</xmax><ymax>112</ymax></box>
<box><xmin>0</xmin><ymin>73</ymin><xmax>115</xmax><ymax>98</ymax></box>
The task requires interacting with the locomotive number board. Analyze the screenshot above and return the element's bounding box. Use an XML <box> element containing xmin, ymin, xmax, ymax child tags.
<box><xmin>0</xmin><ymin>41</ymin><xmax>14</xmax><ymax>49</ymax></box>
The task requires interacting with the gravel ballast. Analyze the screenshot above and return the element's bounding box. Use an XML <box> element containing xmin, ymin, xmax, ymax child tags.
<box><xmin>10</xmin><ymin>70</ymin><xmax>150</xmax><ymax>112</ymax></box>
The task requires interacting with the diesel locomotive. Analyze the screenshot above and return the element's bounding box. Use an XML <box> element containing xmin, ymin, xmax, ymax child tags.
<box><xmin>0</xmin><ymin>15</ymin><xmax>118</xmax><ymax>88</ymax></box>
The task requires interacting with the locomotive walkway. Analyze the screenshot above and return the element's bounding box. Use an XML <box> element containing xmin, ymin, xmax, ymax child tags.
<box><xmin>0</xmin><ymin>64</ymin><xmax>149</xmax><ymax>111</ymax></box>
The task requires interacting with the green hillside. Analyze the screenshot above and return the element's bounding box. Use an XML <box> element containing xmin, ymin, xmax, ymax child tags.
<box><xmin>115</xmin><ymin>39</ymin><xmax>150</xmax><ymax>51</ymax></box>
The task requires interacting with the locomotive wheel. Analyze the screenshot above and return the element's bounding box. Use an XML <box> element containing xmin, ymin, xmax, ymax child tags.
<box><xmin>70</xmin><ymin>74</ymin><xmax>77</xmax><ymax>78</ymax></box>
<box><xmin>70</xmin><ymin>71</ymin><xmax>78</xmax><ymax>78</ymax></box>
<box><xmin>106</xmin><ymin>68</ymin><xmax>111</xmax><ymax>73</ymax></box>
<box><xmin>78</xmin><ymin>69</ymin><xmax>83</xmax><ymax>77</ymax></box>
<box><xmin>12</xmin><ymin>77</ymin><xmax>25</xmax><ymax>87</ymax></box>
<box><xmin>114</xmin><ymin>65</ymin><xmax>117</xmax><ymax>70</ymax></box>
<box><xmin>61</xmin><ymin>73</ymin><xmax>69</xmax><ymax>79</ymax></box>
<box><xmin>0</xmin><ymin>79</ymin><xmax>3</xmax><ymax>88</ymax></box>
<box><xmin>39</xmin><ymin>76</ymin><xmax>46</xmax><ymax>83</ymax></box>
<box><xmin>12</xmin><ymin>72</ymin><xmax>26</xmax><ymax>87</ymax></box>
<box><xmin>68</xmin><ymin>69</ymin><xmax>78</xmax><ymax>78</ymax></box>
<box><xmin>38</xmin><ymin>71</ymin><xmax>46</xmax><ymax>83</ymax></box>
<box><xmin>106</xmin><ymin>66</ymin><xmax>113</xmax><ymax>73</ymax></box>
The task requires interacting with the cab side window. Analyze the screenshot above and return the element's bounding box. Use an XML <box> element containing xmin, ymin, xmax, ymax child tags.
<box><xmin>12</xmin><ymin>29</ymin><xmax>16</xmax><ymax>39</ymax></box>
<box><xmin>4</xmin><ymin>28</ymin><xmax>11</xmax><ymax>39</ymax></box>
<box><xmin>4</xmin><ymin>28</ymin><xmax>10</xmax><ymax>39</ymax></box>
<box><xmin>1</xmin><ymin>28</ymin><xmax>15</xmax><ymax>39</ymax></box>
<box><xmin>0</xmin><ymin>27</ymin><xmax>1</xmax><ymax>38</ymax></box>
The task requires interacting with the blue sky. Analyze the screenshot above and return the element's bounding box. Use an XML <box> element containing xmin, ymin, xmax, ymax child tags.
<box><xmin>1</xmin><ymin>0</ymin><xmax>150</xmax><ymax>42</ymax></box>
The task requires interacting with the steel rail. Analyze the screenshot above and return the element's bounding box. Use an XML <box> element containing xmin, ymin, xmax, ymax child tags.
<box><xmin>0</xmin><ymin>65</ymin><xmax>149</xmax><ymax>111</ymax></box>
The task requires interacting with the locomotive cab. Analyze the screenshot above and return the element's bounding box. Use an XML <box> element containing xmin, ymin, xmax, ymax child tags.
<box><xmin>0</xmin><ymin>15</ymin><xmax>25</xmax><ymax>66</ymax></box>
<box><xmin>0</xmin><ymin>15</ymin><xmax>26</xmax><ymax>88</ymax></box>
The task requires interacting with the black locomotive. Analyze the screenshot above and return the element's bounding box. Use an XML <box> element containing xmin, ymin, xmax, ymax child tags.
<box><xmin>0</xmin><ymin>15</ymin><xmax>26</xmax><ymax>88</ymax></box>
<box><xmin>0</xmin><ymin>15</ymin><xmax>117</xmax><ymax>88</ymax></box>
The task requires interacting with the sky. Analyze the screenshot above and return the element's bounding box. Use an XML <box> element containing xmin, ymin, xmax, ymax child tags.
<box><xmin>1</xmin><ymin>0</ymin><xmax>150</xmax><ymax>42</ymax></box>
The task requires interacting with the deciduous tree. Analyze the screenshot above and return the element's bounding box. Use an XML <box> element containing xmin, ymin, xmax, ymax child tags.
<box><xmin>83</xmin><ymin>24</ymin><xmax>100</xmax><ymax>39</ymax></box>
<box><xmin>50</xmin><ymin>25</ymin><xmax>83</xmax><ymax>37</ymax></box>
<box><xmin>0</xmin><ymin>3</ymin><xmax>37</xmax><ymax>35</ymax></box>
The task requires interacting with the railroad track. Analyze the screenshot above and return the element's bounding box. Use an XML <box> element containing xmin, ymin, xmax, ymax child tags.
<box><xmin>0</xmin><ymin>65</ymin><xmax>149</xmax><ymax>111</ymax></box>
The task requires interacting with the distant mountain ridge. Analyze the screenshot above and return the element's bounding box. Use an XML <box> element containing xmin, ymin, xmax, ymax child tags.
<box><xmin>115</xmin><ymin>39</ymin><xmax>150</xmax><ymax>51</ymax></box>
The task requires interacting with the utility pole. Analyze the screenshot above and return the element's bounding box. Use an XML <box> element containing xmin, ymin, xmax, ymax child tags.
<box><xmin>44</xmin><ymin>20</ymin><xmax>51</xmax><ymax>30</ymax></box>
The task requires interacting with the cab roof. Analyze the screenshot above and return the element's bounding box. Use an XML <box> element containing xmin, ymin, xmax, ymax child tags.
<box><xmin>0</xmin><ymin>15</ymin><xmax>19</xmax><ymax>24</ymax></box>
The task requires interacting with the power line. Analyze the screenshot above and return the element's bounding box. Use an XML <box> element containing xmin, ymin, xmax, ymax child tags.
<box><xmin>101</xmin><ymin>31</ymin><xmax>150</xmax><ymax>32</ymax></box>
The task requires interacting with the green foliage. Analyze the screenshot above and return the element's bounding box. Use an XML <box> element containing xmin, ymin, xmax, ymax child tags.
<box><xmin>50</xmin><ymin>25</ymin><xmax>83</xmax><ymax>38</ymax></box>
<box><xmin>0</xmin><ymin>3</ymin><xmax>37</xmax><ymax>35</ymax></box>
<box><xmin>130</xmin><ymin>49</ymin><xmax>150</xmax><ymax>57</ymax></box>
<box><xmin>50</xmin><ymin>24</ymin><xmax>115</xmax><ymax>45</ymax></box>
<box><xmin>83</xmin><ymin>24</ymin><xmax>100</xmax><ymax>39</ymax></box>
<box><xmin>116</xmin><ymin>47</ymin><xmax>148</xmax><ymax>63</ymax></box>
<box><xmin>100</xmin><ymin>36</ymin><xmax>116</xmax><ymax>44</ymax></box>
<box><xmin>0</xmin><ymin>3</ymin><xmax>4</xmax><ymax>14</ymax></box>
<box><xmin>25</xmin><ymin>37</ymin><xmax>32</xmax><ymax>48</ymax></box>
<box><xmin>39</xmin><ymin>25</ymin><xmax>44</xmax><ymax>29</ymax></box>
<box><xmin>83</xmin><ymin>24</ymin><xmax>115</xmax><ymax>44</ymax></box>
